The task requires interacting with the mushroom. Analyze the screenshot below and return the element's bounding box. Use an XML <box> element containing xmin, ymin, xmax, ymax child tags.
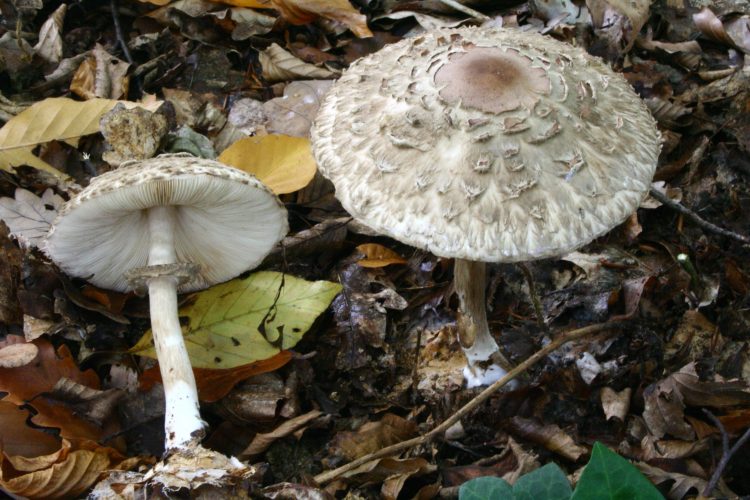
<box><xmin>311</xmin><ymin>28</ymin><xmax>660</xmax><ymax>387</ymax></box>
<box><xmin>45</xmin><ymin>154</ymin><xmax>288</xmax><ymax>453</ymax></box>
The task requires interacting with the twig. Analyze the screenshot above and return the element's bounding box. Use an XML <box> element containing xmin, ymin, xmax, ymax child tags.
<box><xmin>517</xmin><ymin>262</ymin><xmax>551</xmax><ymax>336</ymax></box>
<box><xmin>313</xmin><ymin>321</ymin><xmax>621</xmax><ymax>485</ymax></box>
<box><xmin>110</xmin><ymin>0</ymin><xmax>133</xmax><ymax>64</ymax></box>
<box><xmin>702</xmin><ymin>409</ymin><xmax>750</xmax><ymax>496</ymax></box>
<box><xmin>649</xmin><ymin>188</ymin><xmax>750</xmax><ymax>245</ymax></box>
<box><xmin>435</xmin><ymin>0</ymin><xmax>490</xmax><ymax>21</ymax></box>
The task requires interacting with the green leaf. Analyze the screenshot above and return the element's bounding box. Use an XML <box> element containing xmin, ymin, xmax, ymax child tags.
<box><xmin>131</xmin><ymin>271</ymin><xmax>341</xmax><ymax>369</ymax></box>
<box><xmin>571</xmin><ymin>442</ymin><xmax>664</xmax><ymax>500</ymax></box>
<box><xmin>514</xmin><ymin>463</ymin><xmax>572</xmax><ymax>500</ymax></box>
<box><xmin>459</xmin><ymin>476</ymin><xmax>513</xmax><ymax>500</ymax></box>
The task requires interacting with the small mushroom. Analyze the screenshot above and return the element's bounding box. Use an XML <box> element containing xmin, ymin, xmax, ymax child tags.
<box><xmin>311</xmin><ymin>28</ymin><xmax>660</xmax><ymax>387</ymax></box>
<box><xmin>45</xmin><ymin>154</ymin><xmax>288</xmax><ymax>453</ymax></box>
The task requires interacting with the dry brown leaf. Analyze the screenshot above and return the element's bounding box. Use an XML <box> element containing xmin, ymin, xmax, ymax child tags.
<box><xmin>270</xmin><ymin>0</ymin><xmax>372</xmax><ymax>38</ymax></box>
<box><xmin>693</xmin><ymin>8</ymin><xmax>740</xmax><ymax>49</ymax></box>
<box><xmin>640</xmin><ymin>435</ymin><xmax>709</xmax><ymax>461</ymax></box>
<box><xmin>33</xmin><ymin>4</ymin><xmax>66</xmax><ymax>64</ymax></box>
<box><xmin>328</xmin><ymin>414</ymin><xmax>417</xmax><ymax>462</ymax></box>
<box><xmin>70</xmin><ymin>44</ymin><xmax>129</xmax><ymax>100</ymax></box>
<box><xmin>507</xmin><ymin>416</ymin><xmax>587</xmax><ymax>461</ymax></box>
<box><xmin>240</xmin><ymin>409</ymin><xmax>322</xmax><ymax>457</ymax></box>
<box><xmin>664</xmin><ymin>310</ymin><xmax>722</xmax><ymax>362</ymax></box>
<box><xmin>0</xmin><ymin>148</ymin><xmax>61</xmax><ymax>179</ymax></box>
<box><xmin>340</xmin><ymin>457</ymin><xmax>434</xmax><ymax>499</ymax></box>
<box><xmin>259</xmin><ymin>43</ymin><xmax>336</xmax><ymax>82</ymax></box>
<box><xmin>0</xmin><ymin>401</ymin><xmax>61</xmax><ymax>459</ymax></box>
<box><xmin>600</xmin><ymin>386</ymin><xmax>631</xmax><ymax>421</ymax></box>
<box><xmin>587</xmin><ymin>0</ymin><xmax>652</xmax><ymax>37</ymax></box>
<box><xmin>637</xmin><ymin>462</ymin><xmax>716</xmax><ymax>499</ymax></box>
<box><xmin>356</xmin><ymin>243</ymin><xmax>407</xmax><ymax>268</ymax></box>
<box><xmin>0</xmin><ymin>443</ymin><xmax>111</xmax><ymax>499</ymax></box>
<box><xmin>218</xmin><ymin>135</ymin><xmax>317</xmax><ymax>194</ymax></box>
<box><xmin>0</xmin><ymin>342</ymin><xmax>39</xmax><ymax>368</ymax></box>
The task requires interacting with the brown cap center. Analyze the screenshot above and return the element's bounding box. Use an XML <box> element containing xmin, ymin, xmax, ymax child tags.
<box><xmin>434</xmin><ymin>46</ymin><xmax>550</xmax><ymax>114</ymax></box>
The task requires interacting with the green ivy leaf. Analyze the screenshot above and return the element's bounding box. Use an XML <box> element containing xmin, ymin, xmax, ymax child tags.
<box><xmin>571</xmin><ymin>442</ymin><xmax>664</xmax><ymax>500</ymax></box>
<box><xmin>131</xmin><ymin>271</ymin><xmax>341</xmax><ymax>369</ymax></box>
<box><xmin>514</xmin><ymin>463</ymin><xmax>572</xmax><ymax>500</ymax></box>
<box><xmin>459</xmin><ymin>476</ymin><xmax>513</xmax><ymax>500</ymax></box>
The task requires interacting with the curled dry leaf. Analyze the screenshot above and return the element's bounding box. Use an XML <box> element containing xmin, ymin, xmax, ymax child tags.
<box><xmin>218</xmin><ymin>135</ymin><xmax>317</xmax><ymax>194</ymax></box>
<box><xmin>33</xmin><ymin>3</ymin><xmax>66</xmax><ymax>64</ymax></box>
<box><xmin>693</xmin><ymin>8</ymin><xmax>748</xmax><ymax>52</ymax></box>
<box><xmin>587</xmin><ymin>0</ymin><xmax>652</xmax><ymax>38</ymax></box>
<box><xmin>240</xmin><ymin>409</ymin><xmax>323</xmax><ymax>457</ymax></box>
<box><xmin>259</xmin><ymin>43</ymin><xmax>337</xmax><ymax>83</ymax></box>
<box><xmin>70</xmin><ymin>44</ymin><xmax>130</xmax><ymax>100</ymax></box>
<box><xmin>600</xmin><ymin>386</ymin><xmax>631</xmax><ymax>421</ymax></box>
<box><xmin>342</xmin><ymin>457</ymin><xmax>435</xmax><ymax>499</ymax></box>
<box><xmin>0</xmin><ymin>342</ymin><xmax>39</xmax><ymax>368</ymax></box>
<box><xmin>507</xmin><ymin>416</ymin><xmax>587</xmax><ymax>462</ymax></box>
<box><xmin>0</xmin><ymin>441</ymin><xmax>111</xmax><ymax>500</ymax></box>
<box><xmin>636</xmin><ymin>462</ymin><xmax>717</xmax><ymax>499</ymax></box>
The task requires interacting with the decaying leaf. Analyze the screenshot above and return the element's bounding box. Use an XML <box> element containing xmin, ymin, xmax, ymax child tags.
<box><xmin>601</xmin><ymin>387</ymin><xmax>631</xmax><ymax>421</ymax></box>
<box><xmin>241</xmin><ymin>409</ymin><xmax>322</xmax><ymax>457</ymax></box>
<box><xmin>70</xmin><ymin>44</ymin><xmax>130</xmax><ymax>100</ymax></box>
<box><xmin>507</xmin><ymin>417</ymin><xmax>587</xmax><ymax>461</ymax></box>
<box><xmin>263</xmin><ymin>80</ymin><xmax>333</xmax><ymax>137</ymax></box>
<box><xmin>0</xmin><ymin>401</ymin><xmax>61</xmax><ymax>459</ymax></box>
<box><xmin>637</xmin><ymin>462</ymin><xmax>724</xmax><ymax>499</ymax></box>
<box><xmin>33</xmin><ymin>4</ymin><xmax>66</xmax><ymax>64</ymax></box>
<box><xmin>218</xmin><ymin>134</ymin><xmax>317</xmax><ymax>194</ymax></box>
<box><xmin>328</xmin><ymin>414</ymin><xmax>417</xmax><ymax>462</ymax></box>
<box><xmin>342</xmin><ymin>456</ymin><xmax>435</xmax><ymax>499</ymax></box>
<box><xmin>131</xmin><ymin>271</ymin><xmax>341</xmax><ymax>369</ymax></box>
<box><xmin>0</xmin><ymin>440</ymin><xmax>111</xmax><ymax>500</ymax></box>
<box><xmin>259</xmin><ymin>43</ymin><xmax>337</xmax><ymax>83</ymax></box>
<box><xmin>270</xmin><ymin>0</ymin><xmax>372</xmax><ymax>38</ymax></box>
<box><xmin>664</xmin><ymin>310</ymin><xmax>722</xmax><ymax>362</ymax></box>
<box><xmin>0</xmin><ymin>188</ymin><xmax>63</xmax><ymax>249</ymax></box>
<box><xmin>356</xmin><ymin>243</ymin><xmax>407</xmax><ymax>268</ymax></box>
<box><xmin>587</xmin><ymin>0</ymin><xmax>652</xmax><ymax>36</ymax></box>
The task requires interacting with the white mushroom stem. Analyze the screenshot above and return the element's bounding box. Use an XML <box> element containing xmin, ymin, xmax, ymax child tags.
<box><xmin>454</xmin><ymin>259</ymin><xmax>511</xmax><ymax>388</ymax></box>
<box><xmin>146</xmin><ymin>205</ymin><xmax>204</xmax><ymax>452</ymax></box>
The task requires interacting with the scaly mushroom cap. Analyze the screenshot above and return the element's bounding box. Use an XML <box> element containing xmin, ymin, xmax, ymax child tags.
<box><xmin>45</xmin><ymin>154</ymin><xmax>288</xmax><ymax>292</ymax></box>
<box><xmin>312</xmin><ymin>28</ymin><xmax>661</xmax><ymax>262</ymax></box>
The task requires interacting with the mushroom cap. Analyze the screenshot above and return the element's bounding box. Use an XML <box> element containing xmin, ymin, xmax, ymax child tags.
<box><xmin>45</xmin><ymin>154</ymin><xmax>288</xmax><ymax>292</ymax></box>
<box><xmin>312</xmin><ymin>28</ymin><xmax>661</xmax><ymax>262</ymax></box>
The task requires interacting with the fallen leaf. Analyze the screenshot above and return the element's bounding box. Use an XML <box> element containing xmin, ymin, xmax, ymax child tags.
<box><xmin>259</xmin><ymin>43</ymin><xmax>337</xmax><ymax>82</ymax></box>
<box><xmin>356</xmin><ymin>243</ymin><xmax>407</xmax><ymax>268</ymax></box>
<box><xmin>587</xmin><ymin>0</ymin><xmax>652</xmax><ymax>38</ymax></box>
<box><xmin>328</xmin><ymin>414</ymin><xmax>417</xmax><ymax>462</ymax></box>
<box><xmin>601</xmin><ymin>387</ymin><xmax>631</xmax><ymax>421</ymax></box>
<box><xmin>270</xmin><ymin>0</ymin><xmax>372</xmax><ymax>38</ymax></box>
<box><xmin>218</xmin><ymin>135</ymin><xmax>316</xmax><ymax>194</ymax></box>
<box><xmin>139</xmin><ymin>350</ymin><xmax>293</xmax><ymax>402</ymax></box>
<box><xmin>33</xmin><ymin>4</ymin><xmax>65</xmax><ymax>64</ymax></box>
<box><xmin>342</xmin><ymin>456</ymin><xmax>435</xmax><ymax>499</ymax></box>
<box><xmin>637</xmin><ymin>462</ymin><xmax>714</xmax><ymax>499</ymax></box>
<box><xmin>70</xmin><ymin>44</ymin><xmax>129</xmax><ymax>100</ymax></box>
<box><xmin>0</xmin><ymin>401</ymin><xmax>61</xmax><ymax>458</ymax></box>
<box><xmin>240</xmin><ymin>409</ymin><xmax>322</xmax><ymax>457</ymax></box>
<box><xmin>0</xmin><ymin>188</ymin><xmax>63</xmax><ymax>249</ymax></box>
<box><xmin>131</xmin><ymin>271</ymin><xmax>341</xmax><ymax>369</ymax></box>
<box><xmin>0</xmin><ymin>442</ymin><xmax>111</xmax><ymax>499</ymax></box>
<box><xmin>507</xmin><ymin>417</ymin><xmax>587</xmax><ymax>462</ymax></box>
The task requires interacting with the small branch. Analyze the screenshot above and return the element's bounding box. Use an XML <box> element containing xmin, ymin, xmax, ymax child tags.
<box><xmin>110</xmin><ymin>0</ymin><xmax>133</xmax><ymax>64</ymax></box>
<box><xmin>702</xmin><ymin>409</ymin><xmax>750</xmax><ymax>496</ymax></box>
<box><xmin>517</xmin><ymin>263</ymin><xmax>551</xmax><ymax>336</ymax></box>
<box><xmin>313</xmin><ymin>321</ymin><xmax>621</xmax><ymax>485</ymax></box>
<box><xmin>436</xmin><ymin>0</ymin><xmax>490</xmax><ymax>21</ymax></box>
<box><xmin>649</xmin><ymin>188</ymin><xmax>750</xmax><ymax>245</ymax></box>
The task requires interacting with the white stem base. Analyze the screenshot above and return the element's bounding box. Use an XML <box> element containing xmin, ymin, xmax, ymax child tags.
<box><xmin>147</xmin><ymin>206</ymin><xmax>204</xmax><ymax>452</ymax></box>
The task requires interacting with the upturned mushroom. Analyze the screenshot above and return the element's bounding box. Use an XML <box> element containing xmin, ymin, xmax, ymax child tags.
<box><xmin>45</xmin><ymin>154</ymin><xmax>288</xmax><ymax>453</ymax></box>
<box><xmin>311</xmin><ymin>28</ymin><xmax>660</xmax><ymax>387</ymax></box>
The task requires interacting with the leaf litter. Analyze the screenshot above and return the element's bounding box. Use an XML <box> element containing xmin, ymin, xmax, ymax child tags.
<box><xmin>2</xmin><ymin>0</ymin><xmax>750</xmax><ymax>497</ymax></box>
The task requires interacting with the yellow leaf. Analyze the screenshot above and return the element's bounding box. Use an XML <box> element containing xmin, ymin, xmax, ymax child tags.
<box><xmin>218</xmin><ymin>135</ymin><xmax>317</xmax><ymax>194</ymax></box>
<box><xmin>270</xmin><ymin>0</ymin><xmax>372</xmax><ymax>38</ymax></box>
<box><xmin>356</xmin><ymin>243</ymin><xmax>407</xmax><ymax>268</ymax></box>
<box><xmin>0</xmin><ymin>97</ymin><xmax>162</xmax><ymax>179</ymax></box>
<box><xmin>131</xmin><ymin>271</ymin><xmax>341</xmax><ymax>369</ymax></box>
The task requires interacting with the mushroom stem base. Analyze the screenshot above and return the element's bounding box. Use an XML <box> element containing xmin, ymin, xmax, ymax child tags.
<box><xmin>454</xmin><ymin>259</ymin><xmax>511</xmax><ymax>387</ymax></box>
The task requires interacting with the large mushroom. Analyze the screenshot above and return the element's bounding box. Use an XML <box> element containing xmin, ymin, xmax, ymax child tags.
<box><xmin>311</xmin><ymin>28</ymin><xmax>660</xmax><ymax>387</ymax></box>
<box><xmin>45</xmin><ymin>154</ymin><xmax>288</xmax><ymax>453</ymax></box>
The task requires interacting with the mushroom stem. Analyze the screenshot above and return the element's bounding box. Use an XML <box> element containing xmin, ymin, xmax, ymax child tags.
<box><xmin>146</xmin><ymin>206</ymin><xmax>204</xmax><ymax>452</ymax></box>
<box><xmin>454</xmin><ymin>259</ymin><xmax>511</xmax><ymax>387</ymax></box>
